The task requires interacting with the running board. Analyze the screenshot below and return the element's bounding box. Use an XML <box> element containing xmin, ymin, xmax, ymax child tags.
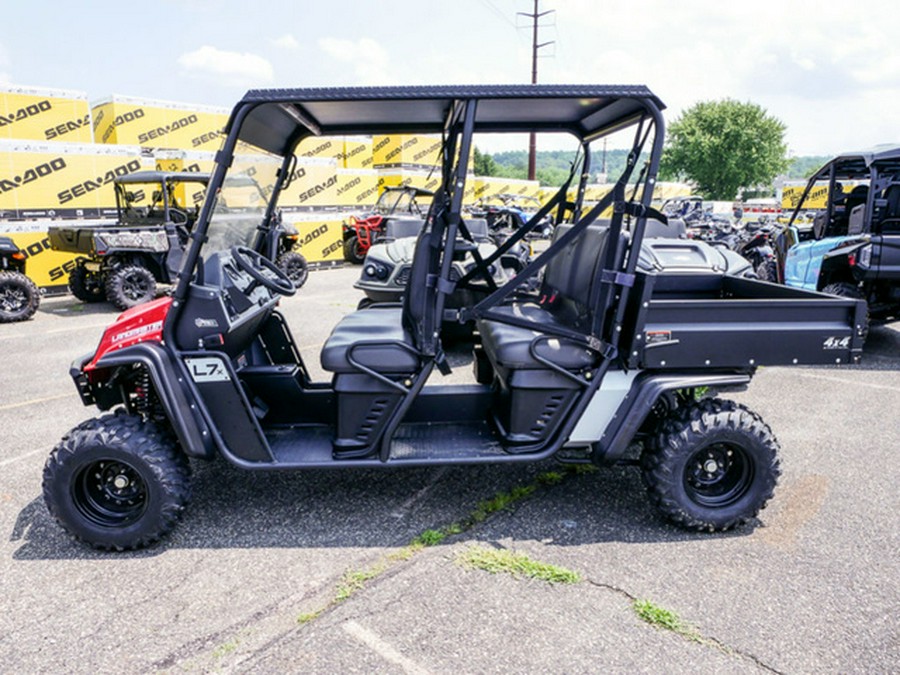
<box><xmin>229</xmin><ymin>422</ymin><xmax>555</xmax><ymax>469</ymax></box>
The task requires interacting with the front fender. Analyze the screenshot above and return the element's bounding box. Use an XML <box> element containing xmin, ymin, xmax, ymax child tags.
<box><xmin>78</xmin><ymin>342</ymin><xmax>215</xmax><ymax>459</ymax></box>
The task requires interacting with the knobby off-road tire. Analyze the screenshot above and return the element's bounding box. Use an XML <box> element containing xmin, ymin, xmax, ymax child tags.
<box><xmin>68</xmin><ymin>265</ymin><xmax>105</xmax><ymax>303</ymax></box>
<box><xmin>641</xmin><ymin>398</ymin><xmax>780</xmax><ymax>532</ymax></box>
<box><xmin>343</xmin><ymin>236</ymin><xmax>365</xmax><ymax>264</ymax></box>
<box><xmin>43</xmin><ymin>412</ymin><xmax>191</xmax><ymax>551</ymax></box>
<box><xmin>106</xmin><ymin>265</ymin><xmax>157</xmax><ymax>310</ymax></box>
<box><xmin>276</xmin><ymin>251</ymin><xmax>309</xmax><ymax>289</ymax></box>
<box><xmin>755</xmin><ymin>258</ymin><xmax>778</xmax><ymax>283</ymax></box>
<box><xmin>0</xmin><ymin>271</ymin><xmax>39</xmax><ymax>322</ymax></box>
<box><xmin>822</xmin><ymin>281</ymin><xmax>869</xmax><ymax>342</ymax></box>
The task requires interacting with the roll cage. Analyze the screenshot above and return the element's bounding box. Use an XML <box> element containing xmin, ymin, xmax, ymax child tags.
<box><xmin>172</xmin><ymin>85</ymin><xmax>667</xmax><ymax>363</ymax></box>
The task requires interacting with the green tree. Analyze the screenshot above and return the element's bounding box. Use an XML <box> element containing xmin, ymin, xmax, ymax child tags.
<box><xmin>659</xmin><ymin>99</ymin><xmax>789</xmax><ymax>200</ymax></box>
<box><xmin>473</xmin><ymin>146</ymin><xmax>500</xmax><ymax>176</ymax></box>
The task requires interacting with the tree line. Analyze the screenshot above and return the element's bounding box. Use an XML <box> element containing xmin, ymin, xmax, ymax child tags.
<box><xmin>475</xmin><ymin>100</ymin><xmax>837</xmax><ymax>200</ymax></box>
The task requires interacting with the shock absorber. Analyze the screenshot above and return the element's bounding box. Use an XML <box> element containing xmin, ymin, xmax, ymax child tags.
<box><xmin>133</xmin><ymin>365</ymin><xmax>153</xmax><ymax>418</ymax></box>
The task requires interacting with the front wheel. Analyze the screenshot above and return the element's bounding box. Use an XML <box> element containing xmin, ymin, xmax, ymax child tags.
<box><xmin>0</xmin><ymin>271</ymin><xmax>40</xmax><ymax>322</ymax></box>
<box><xmin>641</xmin><ymin>399</ymin><xmax>780</xmax><ymax>532</ymax></box>
<box><xmin>343</xmin><ymin>236</ymin><xmax>366</xmax><ymax>264</ymax></box>
<box><xmin>106</xmin><ymin>265</ymin><xmax>157</xmax><ymax>310</ymax></box>
<box><xmin>276</xmin><ymin>251</ymin><xmax>309</xmax><ymax>289</ymax></box>
<box><xmin>43</xmin><ymin>413</ymin><xmax>191</xmax><ymax>551</ymax></box>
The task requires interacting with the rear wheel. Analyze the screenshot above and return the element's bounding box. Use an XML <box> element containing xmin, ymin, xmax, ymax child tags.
<box><xmin>0</xmin><ymin>271</ymin><xmax>39</xmax><ymax>322</ymax></box>
<box><xmin>641</xmin><ymin>398</ymin><xmax>780</xmax><ymax>532</ymax></box>
<box><xmin>343</xmin><ymin>236</ymin><xmax>366</xmax><ymax>264</ymax></box>
<box><xmin>69</xmin><ymin>265</ymin><xmax>105</xmax><ymax>303</ymax></box>
<box><xmin>276</xmin><ymin>251</ymin><xmax>309</xmax><ymax>288</ymax></box>
<box><xmin>43</xmin><ymin>413</ymin><xmax>191</xmax><ymax>551</ymax></box>
<box><xmin>106</xmin><ymin>265</ymin><xmax>157</xmax><ymax>310</ymax></box>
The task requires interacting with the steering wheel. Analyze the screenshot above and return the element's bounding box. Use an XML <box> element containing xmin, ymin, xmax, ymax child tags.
<box><xmin>230</xmin><ymin>246</ymin><xmax>296</xmax><ymax>297</ymax></box>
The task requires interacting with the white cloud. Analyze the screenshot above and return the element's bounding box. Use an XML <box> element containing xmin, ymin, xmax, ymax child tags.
<box><xmin>318</xmin><ymin>37</ymin><xmax>390</xmax><ymax>85</ymax></box>
<box><xmin>273</xmin><ymin>34</ymin><xmax>300</xmax><ymax>50</ymax></box>
<box><xmin>178</xmin><ymin>45</ymin><xmax>274</xmax><ymax>86</ymax></box>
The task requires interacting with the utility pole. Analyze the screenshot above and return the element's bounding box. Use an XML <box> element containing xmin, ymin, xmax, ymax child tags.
<box><xmin>519</xmin><ymin>0</ymin><xmax>555</xmax><ymax>180</ymax></box>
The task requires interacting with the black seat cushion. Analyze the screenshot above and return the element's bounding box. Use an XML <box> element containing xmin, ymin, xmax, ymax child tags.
<box><xmin>320</xmin><ymin>307</ymin><xmax>419</xmax><ymax>374</ymax></box>
<box><xmin>477</xmin><ymin>304</ymin><xmax>596</xmax><ymax>371</ymax></box>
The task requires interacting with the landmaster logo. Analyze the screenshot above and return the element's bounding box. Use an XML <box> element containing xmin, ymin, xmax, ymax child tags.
<box><xmin>0</xmin><ymin>99</ymin><xmax>52</xmax><ymax>128</ymax></box>
<box><xmin>0</xmin><ymin>157</ymin><xmax>67</xmax><ymax>194</ymax></box>
<box><xmin>57</xmin><ymin>158</ymin><xmax>142</xmax><ymax>204</ymax></box>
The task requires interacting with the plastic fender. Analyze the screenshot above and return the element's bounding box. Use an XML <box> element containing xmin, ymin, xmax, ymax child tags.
<box><xmin>89</xmin><ymin>342</ymin><xmax>215</xmax><ymax>460</ymax></box>
<box><xmin>588</xmin><ymin>372</ymin><xmax>752</xmax><ymax>464</ymax></box>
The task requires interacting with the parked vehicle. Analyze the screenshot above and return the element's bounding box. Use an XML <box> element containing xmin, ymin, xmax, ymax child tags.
<box><xmin>776</xmin><ymin>146</ymin><xmax>900</xmax><ymax>328</ymax></box>
<box><xmin>41</xmin><ymin>85</ymin><xmax>865</xmax><ymax>551</ymax></box>
<box><xmin>49</xmin><ymin>172</ymin><xmax>307</xmax><ymax>311</ymax></box>
<box><xmin>343</xmin><ymin>186</ymin><xmax>433</xmax><ymax>264</ymax></box>
<box><xmin>0</xmin><ymin>236</ymin><xmax>40</xmax><ymax>322</ymax></box>
<box><xmin>48</xmin><ymin>171</ymin><xmax>212</xmax><ymax>310</ymax></box>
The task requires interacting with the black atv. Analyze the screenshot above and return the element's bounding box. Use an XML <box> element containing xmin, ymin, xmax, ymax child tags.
<box><xmin>0</xmin><ymin>236</ymin><xmax>40</xmax><ymax>323</ymax></box>
<box><xmin>41</xmin><ymin>85</ymin><xmax>865</xmax><ymax>551</ymax></box>
<box><xmin>776</xmin><ymin>146</ymin><xmax>900</xmax><ymax>327</ymax></box>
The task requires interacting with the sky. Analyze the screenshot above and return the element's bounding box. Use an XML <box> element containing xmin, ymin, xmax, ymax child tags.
<box><xmin>1</xmin><ymin>0</ymin><xmax>899</xmax><ymax>157</ymax></box>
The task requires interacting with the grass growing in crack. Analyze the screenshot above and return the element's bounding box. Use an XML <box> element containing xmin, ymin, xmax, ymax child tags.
<box><xmin>296</xmin><ymin>467</ymin><xmax>596</xmax><ymax>625</ymax></box>
<box><xmin>633</xmin><ymin>599</ymin><xmax>701</xmax><ymax>642</ymax></box>
<box><xmin>458</xmin><ymin>545</ymin><xmax>581</xmax><ymax>584</ymax></box>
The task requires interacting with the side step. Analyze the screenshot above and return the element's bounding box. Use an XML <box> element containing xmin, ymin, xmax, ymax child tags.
<box><xmin>257</xmin><ymin>422</ymin><xmax>530</xmax><ymax>469</ymax></box>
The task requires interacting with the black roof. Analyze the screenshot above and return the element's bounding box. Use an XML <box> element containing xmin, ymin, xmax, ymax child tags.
<box><xmin>233</xmin><ymin>85</ymin><xmax>665</xmax><ymax>156</ymax></box>
<box><xmin>813</xmin><ymin>145</ymin><xmax>900</xmax><ymax>180</ymax></box>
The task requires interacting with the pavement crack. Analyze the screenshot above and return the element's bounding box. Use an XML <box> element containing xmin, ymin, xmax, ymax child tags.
<box><xmin>584</xmin><ymin>577</ymin><xmax>784</xmax><ymax>674</ymax></box>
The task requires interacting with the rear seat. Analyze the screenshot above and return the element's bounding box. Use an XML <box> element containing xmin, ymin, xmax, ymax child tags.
<box><xmin>477</xmin><ymin>222</ymin><xmax>611</xmax><ymax>373</ymax></box>
<box><xmin>476</xmin><ymin>222</ymin><xmax>616</xmax><ymax>447</ymax></box>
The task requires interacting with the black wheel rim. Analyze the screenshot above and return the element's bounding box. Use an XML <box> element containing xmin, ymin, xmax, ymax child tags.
<box><xmin>683</xmin><ymin>443</ymin><xmax>753</xmax><ymax>508</ymax></box>
<box><xmin>122</xmin><ymin>272</ymin><xmax>151</xmax><ymax>301</ymax></box>
<box><xmin>73</xmin><ymin>459</ymin><xmax>148</xmax><ymax>527</ymax></box>
<box><xmin>284</xmin><ymin>259</ymin><xmax>307</xmax><ymax>284</ymax></box>
<box><xmin>0</xmin><ymin>284</ymin><xmax>26</xmax><ymax>312</ymax></box>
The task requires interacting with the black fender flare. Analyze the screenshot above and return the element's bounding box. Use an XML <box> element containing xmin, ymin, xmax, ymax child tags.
<box><xmin>83</xmin><ymin>343</ymin><xmax>216</xmax><ymax>459</ymax></box>
<box><xmin>591</xmin><ymin>371</ymin><xmax>752</xmax><ymax>464</ymax></box>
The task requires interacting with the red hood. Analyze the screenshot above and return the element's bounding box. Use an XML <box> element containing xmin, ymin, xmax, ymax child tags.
<box><xmin>85</xmin><ymin>297</ymin><xmax>172</xmax><ymax>372</ymax></box>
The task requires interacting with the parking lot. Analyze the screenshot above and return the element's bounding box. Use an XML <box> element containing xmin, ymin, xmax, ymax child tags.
<box><xmin>1</xmin><ymin>265</ymin><xmax>898</xmax><ymax>673</ymax></box>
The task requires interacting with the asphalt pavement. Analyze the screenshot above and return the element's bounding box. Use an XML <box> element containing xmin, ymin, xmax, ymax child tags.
<box><xmin>1</xmin><ymin>266</ymin><xmax>897</xmax><ymax>674</ymax></box>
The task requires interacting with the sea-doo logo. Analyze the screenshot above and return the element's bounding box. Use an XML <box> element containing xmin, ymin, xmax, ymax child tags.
<box><xmin>297</xmin><ymin>175</ymin><xmax>338</xmax><ymax>203</ymax></box>
<box><xmin>0</xmin><ymin>99</ymin><xmax>52</xmax><ymax>127</ymax></box>
<box><xmin>823</xmin><ymin>336</ymin><xmax>850</xmax><ymax>350</ymax></box>
<box><xmin>58</xmin><ymin>159</ymin><xmax>142</xmax><ymax>204</ymax></box>
<box><xmin>45</xmin><ymin>114</ymin><xmax>91</xmax><ymax>140</ymax></box>
<box><xmin>137</xmin><ymin>114</ymin><xmax>198</xmax><ymax>144</ymax></box>
<box><xmin>0</xmin><ymin>157</ymin><xmax>67</xmax><ymax>194</ymax></box>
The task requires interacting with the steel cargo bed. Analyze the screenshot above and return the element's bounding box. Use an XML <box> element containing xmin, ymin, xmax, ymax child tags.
<box><xmin>622</xmin><ymin>272</ymin><xmax>866</xmax><ymax>369</ymax></box>
<box><xmin>48</xmin><ymin>223</ymin><xmax>168</xmax><ymax>255</ymax></box>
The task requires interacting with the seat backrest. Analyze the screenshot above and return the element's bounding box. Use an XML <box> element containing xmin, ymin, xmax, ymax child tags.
<box><xmin>643</xmin><ymin>217</ymin><xmax>686</xmax><ymax>239</ymax></box>
<box><xmin>540</xmin><ymin>221</ymin><xmax>611</xmax><ymax>327</ymax></box>
<box><xmin>385</xmin><ymin>217</ymin><xmax>425</xmax><ymax>240</ymax></box>
<box><xmin>463</xmin><ymin>217</ymin><xmax>490</xmax><ymax>242</ymax></box>
<box><xmin>847</xmin><ymin>203</ymin><xmax>866</xmax><ymax>236</ymax></box>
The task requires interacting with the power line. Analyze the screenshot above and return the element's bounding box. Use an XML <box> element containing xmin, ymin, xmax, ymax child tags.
<box><xmin>518</xmin><ymin>0</ymin><xmax>555</xmax><ymax>180</ymax></box>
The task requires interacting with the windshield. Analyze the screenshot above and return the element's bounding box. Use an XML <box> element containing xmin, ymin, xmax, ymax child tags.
<box><xmin>205</xmin><ymin>143</ymin><xmax>282</xmax><ymax>253</ymax></box>
<box><xmin>375</xmin><ymin>189</ymin><xmax>420</xmax><ymax>216</ymax></box>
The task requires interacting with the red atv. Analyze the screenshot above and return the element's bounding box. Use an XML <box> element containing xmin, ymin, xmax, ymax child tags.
<box><xmin>343</xmin><ymin>186</ymin><xmax>433</xmax><ymax>263</ymax></box>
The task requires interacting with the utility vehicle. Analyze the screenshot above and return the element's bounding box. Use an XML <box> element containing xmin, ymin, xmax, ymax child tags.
<box><xmin>49</xmin><ymin>171</ymin><xmax>212</xmax><ymax>310</ymax></box>
<box><xmin>42</xmin><ymin>86</ymin><xmax>865</xmax><ymax>551</ymax></box>
<box><xmin>343</xmin><ymin>186</ymin><xmax>433</xmax><ymax>264</ymax></box>
<box><xmin>0</xmin><ymin>236</ymin><xmax>40</xmax><ymax>322</ymax></box>
<box><xmin>776</xmin><ymin>146</ymin><xmax>900</xmax><ymax>326</ymax></box>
